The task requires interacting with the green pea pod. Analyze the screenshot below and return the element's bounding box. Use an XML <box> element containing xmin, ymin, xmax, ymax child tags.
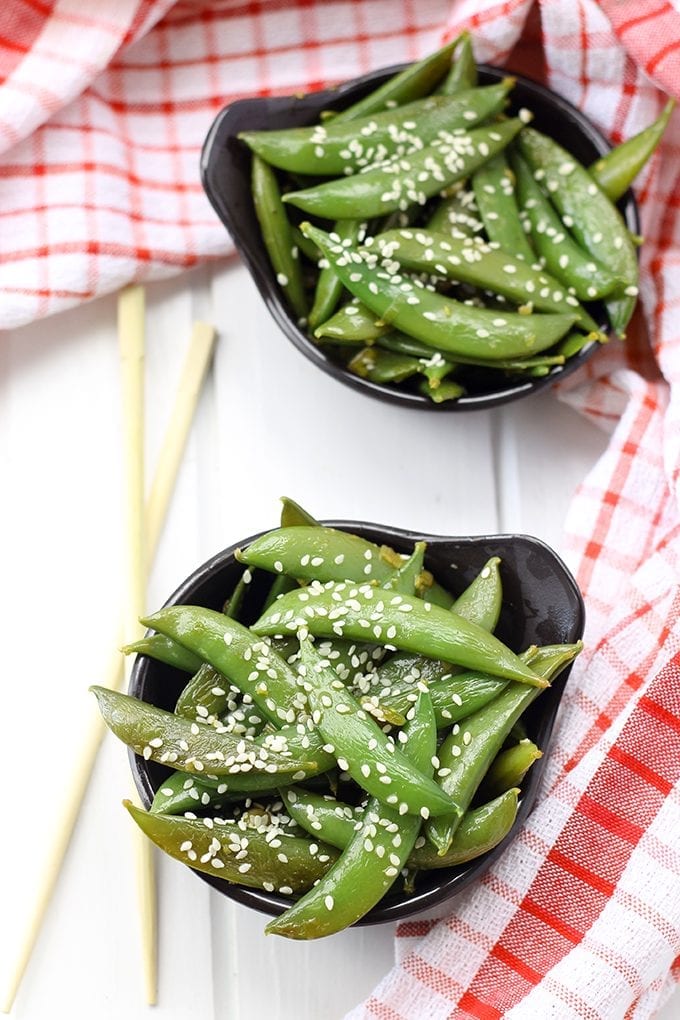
<box><xmin>266</xmin><ymin>689</ymin><xmax>437</xmax><ymax>937</ymax></box>
<box><xmin>238</xmin><ymin>525</ymin><xmax>402</xmax><ymax>585</ymax></box>
<box><xmin>437</xmin><ymin>33</ymin><xmax>477</xmax><ymax>95</ymax></box>
<box><xmin>309</xmin><ymin>219</ymin><xmax>363</xmax><ymax>330</ymax></box>
<box><xmin>425</xmin><ymin>649</ymin><xmax>560</xmax><ymax>854</ymax></box>
<box><xmin>262</xmin><ymin>573</ymin><xmax>299</xmax><ymax>612</ymax></box>
<box><xmin>284</xmin><ymin>118</ymin><xmax>525</xmax><ymax>219</ymax></box>
<box><xmin>91</xmin><ymin>686</ymin><xmax>309</xmax><ymax>778</ymax></box>
<box><xmin>349</xmin><ymin>346</ymin><xmax>421</xmax><ymax>384</ymax></box>
<box><xmin>122</xmin><ymin>634</ymin><xmax>203</xmax><ymax>675</ymax></box>
<box><xmin>253</xmin><ymin>581</ymin><xmax>544</xmax><ymax>687</ymax></box>
<box><xmin>280</xmin><ymin>496</ymin><xmax>320</xmax><ymax>528</ymax></box>
<box><xmin>330</xmin><ymin>38</ymin><xmax>462</xmax><ymax>123</ymax></box>
<box><xmin>281</xmin><ymin>786</ymin><xmax>363</xmax><ymax>847</ymax></box>
<box><xmin>315</xmin><ymin>299</ymin><xmax>391</xmax><ymax>343</ymax></box>
<box><xmin>125</xmin><ymin>800</ymin><xmax>338</xmax><ymax>893</ymax></box>
<box><xmin>426</xmin><ymin>188</ymin><xmax>484</xmax><ymax>237</ymax></box>
<box><xmin>291</xmin><ymin>225</ymin><xmax>320</xmax><ymax>262</ymax></box>
<box><xmin>374</xmin><ymin>228</ymin><xmax>598</xmax><ymax>330</ymax></box>
<box><xmin>518</xmin><ymin>128</ymin><xmax>638</xmax><ymax>336</ymax></box>
<box><xmin>302</xmin><ymin>224</ymin><xmax>577</xmax><ymax>361</ymax></box>
<box><xmin>476</xmin><ymin>738</ymin><xmax>542</xmax><ymax>802</ymax></box>
<box><xmin>590</xmin><ymin>99</ymin><xmax>675</xmax><ymax>202</ymax></box>
<box><xmin>472</xmin><ymin>150</ymin><xmax>535</xmax><ymax>263</ymax></box>
<box><xmin>141</xmin><ymin>606</ymin><xmax>303</xmax><ymax>727</ymax></box>
<box><xmin>252</xmin><ymin>154</ymin><xmax>308</xmax><ymax>320</ymax></box>
<box><xmin>408</xmin><ymin>788</ymin><xmax>519</xmax><ymax>868</ymax></box>
<box><xmin>151</xmin><ymin>771</ymin><xmax>242</xmax><ymax>815</ymax></box>
<box><xmin>384</xmin><ymin>541</ymin><xmax>427</xmax><ymax>595</ymax></box>
<box><xmin>240</xmin><ymin>85</ymin><xmax>512</xmax><ymax>176</ymax></box>
<box><xmin>512</xmin><ymin>150</ymin><xmax>624</xmax><ymax>303</ymax></box>
<box><xmin>376</xmin><ymin>332</ymin><xmax>568</xmax><ymax>373</ymax></box>
<box><xmin>175</xmin><ymin>662</ymin><xmax>232</xmax><ymax>722</ymax></box>
<box><xmin>224</xmin><ymin>569</ymin><xmax>251</xmax><ymax>621</ymax></box>
<box><xmin>299</xmin><ymin>641</ymin><xmax>453</xmax><ymax>818</ymax></box>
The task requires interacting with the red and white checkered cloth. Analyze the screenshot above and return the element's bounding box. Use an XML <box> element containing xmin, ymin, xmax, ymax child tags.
<box><xmin>4</xmin><ymin>1</ymin><xmax>680</xmax><ymax>1016</ymax></box>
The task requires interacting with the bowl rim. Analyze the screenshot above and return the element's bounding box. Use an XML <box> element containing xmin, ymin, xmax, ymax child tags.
<box><xmin>200</xmin><ymin>62</ymin><xmax>640</xmax><ymax>412</ymax></box>
<box><xmin>129</xmin><ymin>521</ymin><xmax>585</xmax><ymax>924</ymax></box>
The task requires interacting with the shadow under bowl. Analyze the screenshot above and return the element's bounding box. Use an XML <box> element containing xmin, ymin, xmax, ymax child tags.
<box><xmin>129</xmin><ymin>522</ymin><xmax>585</xmax><ymax>924</ymax></box>
<box><xmin>201</xmin><ymin>63</ymin><xmax>639</xmax><ymax>411</ymax></box>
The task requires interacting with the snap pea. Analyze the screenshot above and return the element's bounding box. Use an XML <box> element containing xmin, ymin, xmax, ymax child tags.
<box><xmin>125</xmin><ymin>800</ymin><xmax>338</xmax><ymax>893</ymax></box>
<box><xmin>309</xmin><ymin>219</ymin><xmax>363</xmax><ymax>330</ymax></box>
<box><xmin>437</xmin><ymin>32</ymin><xmax>477</xmax><ymax>96</ymax></box>
<box><xmin>303</xmin><ymin>224</ymin><xmax>577</xmax><ymax>361</ymax></box>
<box><xmin>224</xmin><ymin>569</ymin><xmax>250</xmax><ymax>621</ymax></box>
<box><xmin>266</xmin><ymin>690</ymin><xmax>437</xmax><ymax>937</ymax></box>
<box><xmin>299</xmin><ymin>641</ymin><xmax>456</xmax><ymax>818</ymax></box>
<box><xmin>251</xmin><ymin>154</ymin><xmax>307</xmax><ymax>320</ymax></box>
<box><xmin>518</xmin><ymin>128</ymin><xmax>639</xmax><ymax>336</ymax></box>
<box><xmin>590</xmin><ymin>99</ymin><xmax>675</xmax><ymax>202</ymax></box>
<box><xmin>472</xmin><ymin>151</ymin><xmax>535</xmax><ymax>263</ymax></box>
<box><xmin>150</xmin><ymin>770</ymin><xmax>255</xmax><ymax>816</ymax></box>
<box><xmin>175</xmin><ymin>662</ymin><xmax>232</xmax><ymax>722</ymax></box>
<box><xmin>91</xmin><ymin>687</ymin><xmax>309</xmax><ymax>778</ymax></box>
<box><xmin>141</xmin><ymin>606</ymin><xmax>304</xmax><ymax>727</ymax></box>
<box><xmin>284</xmin><ymin>118</ymin><xmax>525</xmax><ymax>219</ymax></box>
<box><xmin>253</xmin><ymin>580</ymin><xmax>545</xmax><ymax>687</ymax></box>
<box><xmin>281</xmin><ymin>784</ymin><xmax>520</xmax><ymax>873</ymax></box>
<box><xmin>512</xmin><ymin>150</ymin><xmax>624</xmax><ymax>302</ymax></box>
<box><xmin>280</xmin><ymin>496</ymin><xmax>320</xmax><ymax>528</ymax></box>
<box><xmin>329</xmin><ymin>38</ymin><xmax>462</xmax><ymax>123</ymax></box>
<box><xmin>476</xmin><ymin>738</ymin><xmax>542</xmax><ymax>802</ymax></box>
<box><xmin>238</xmin><ymin>524</ymin><xmax>402</xmax><ymax>586</ymax></box>
<box><xmin>349</xmin><ymin>346</ymin><xmax>421</xmax><ymax>385</ymax></box>
<box><xmin>376</xmin><ymin>331</ymin><xmax>568</xmax><ymax>373</ymax></box>
<box><xmin>314</xmin><ymin>299</ymin><xmax>391</xmax><ymax>344</ymax></box>
<box><xmin>122</xmin><ymin>634</ymin><xmax>203</xmax><ymax>675</ymax></box>
<box><xmin>240</xmin><ymin>85</ymin><xmax>512</xmax><ymax>176</ymax></box>
<box><xmin>408</xmin><ymin>788</ymin><xmax>519</xmax><ymax>869</ymax></box>
<box><xmin>556</xmin><ymin>330</ymin><xmax>600</xmax><ymax>360</ymax></box>
<box><xmin>291</xmin><ymin>225</ymin><xmax>320</xmax><ymax>262</ymax></box>
<box><xmin>262</xmin><ymin>573</ymin><xmax>299</xmax><ymax>612</ymax></box>
<box><xmin>372</xmin><ymin>229</ymin><xmax>599</xmax><ymax>330</ymax></box>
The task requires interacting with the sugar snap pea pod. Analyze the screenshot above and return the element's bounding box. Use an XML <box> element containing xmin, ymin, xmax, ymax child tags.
<box><xmin>224</xmin><ymin>569</ymin><xmax>251</xmax><ymax>621</ymax></box>
<box><xmin>384</xmin><ymin>541</ymin><xmax>426</xmax><ymax>595</ymax></box>
<box><xmin>556</xmin><ymin>330</ymin><xmax>602</xmax><ymax>360</ymax></box>
<box><xmin>590</xmin><ymin>99</ymin><xmax>675</xmax><ymax>202</ymax></box>
<box><xmin>302</xmin><ymin>224</ymin><xmax>577</xmax><ymax>360</ymax></box>
<box><xmin>472</xmin><ymin>151</ymin><xmax>535</xmax><ymax>263</ymax></box>
<box><xmin>125</xmin><ymin>800</ymin><xmax>338</xmax><ymax>893</ymax></box>
<box><xmin>330</xmin><ymin>38</ymin><xmax>462</xmax><ymax>124</ymax></box>
<box><xmin>262</xmin><ymin>573</ymin><xmax>299</xmax><ymax>612</ymax></box>
<box><xmin>122</xmin><ymin>634</ymin><xmax>203</xmax><ymax>675</ymax></box>
<box><xmin>425</xmin><ymin>658</ymin><xmax>553</xmax><ymax>854</ymax></box>
<box><xmin>266</xmin><ymin>689</ymin><xmax>437</xmax><ymax>937</ymax></box>
<box><xmin>309</xmin><ymin>219</ymin><xmax>363</xmax><ymax>330</ymax></box>
<box><xmin>252</xmin><ymin>155</ymin><xmax>307</xmax><ymax>320</ymax></box>
<box><xmin>151</xmin><ymin>771</ymin><xmax>242</xmax><ymax>815</ymax></box>
<box><xmin>238</xmin><ymin>525</ymin><xmax>402</xmax><ymax>585</ymax></box>
<box><xmin>281</xmin><ymin>786</ymin><xmax>363</xmax><ymax>847</ymax></box>
<box><xmin>175</xmin><ymin>662</ymin><xmax>232</xmax><ymax>722</ymax></box>
<box><xmin>284</xmin><ymin>118</ymin><xmax>526</xmax><ymax>219</ymax></box>
<box><xmin>291</xmin><ymin>225</ymin><xmax>320</xmax><ymax>262</ymax></box>
<box><xmin>349</xmin><ymin>346</ymin><xmax>421</xmax><ymax>384</ymax></box>
<box><xmin>512</xmin><ymin>150</ymin><xmax>624</xmax><ymax>303</ymax></box>
<box><xmin>315</xmin><ymin>298</ymin><xmax>391</xmax><ymax>343</ymax></box>
<box><xmin>280</xmin><ymin>496</ymin><xmax>320</xmax><ymax>528</ymax></box>
<box><xmin>376</xmin><ymin>331</ymin><xmax>567</xmax><ymax>372</ymax></box>
<box><xmin>299</xmin><ymin>641</ymin><xmax>454</xmax><ymax>818</ymax></box>
<box><xmin>409</xmin><ymin>788</ymin><xmax>519</xmax><ymax>869</ymax></box>
<box><xmin>426</xmin><ymin>187</ymin><xmax>484</xmax><ymax>238</ymax></box>
<box><xmin>141</xmin><ymin>606</ymin><xmax>308</xmax><ymax>727</ymax></box>
<box><xmin>517</xmin><ymin>129</ymin><xmax>638</xmax><ymax>335</ymax></box>
<box><xmin>253</xmin><ymin>581</ymin><xmax>543</xmax><ymax>687</ymax></box>
<box><xmin>373</xmin><ymin>230</ymin><xmax>598</xmax><ymax>331</ymax></box>
<box><xmin>91</xmin><ymin>687</ymin><xmax>308</xmax><ymax>778</ymax></box>
<box><xmin>437</xmin><ymin>32</ymin><xmax>477</xmax><ymax>95</ymax></box>
<box><xmin>241</xmin><ymin>86</ymin><xmax>511</xmax><ymax>176</ymax></box>
<box><xmin>477</xmin><ymin>738</ymin><xmax>542</xmax><ymax>802</ymax></box>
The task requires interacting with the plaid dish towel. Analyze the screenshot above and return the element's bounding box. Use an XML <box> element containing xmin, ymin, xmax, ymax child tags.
<box><xmin>4</xmin><ymin>1</ymin><xmax>680</xmax><ymax>1017</ymax></box>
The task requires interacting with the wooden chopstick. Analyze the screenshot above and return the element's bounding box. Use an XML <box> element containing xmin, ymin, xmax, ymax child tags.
<box><xmin>1</xmin><ymin>318</ymin><xmax>217</xmax><ymax>1015</ymax></box>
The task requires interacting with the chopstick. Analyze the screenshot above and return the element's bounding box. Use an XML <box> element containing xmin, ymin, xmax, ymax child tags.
<box><xmin>1</xmin><ymin>317</ymin><xmax>217</xmax><ymax>1015</ymax></box>
<box><xmin>118</xmin><ymin>285</ymin><xmax>156</xmax><ymax>1004</ymax></box>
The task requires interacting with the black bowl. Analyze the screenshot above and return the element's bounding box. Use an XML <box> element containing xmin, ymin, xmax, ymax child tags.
<box><xmin>129</xmin><ymin>522</ymin><xmax>585</xmax><ymax>924</ymax></box>
<box><xmin>201</xmin><ymin>63</ymin><xmax>639</xmax><ymax>411</ymax></box>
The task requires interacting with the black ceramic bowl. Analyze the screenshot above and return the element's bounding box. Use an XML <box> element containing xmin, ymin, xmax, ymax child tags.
<box><xmin>201</xmin><ymin>63</ymin><xmax>639</xmax><ymax>411</ymax></box>
<box><xmin>129</xmin><ymin>522</ymin><xmax>584</xmax><ymax>924</ymax></box>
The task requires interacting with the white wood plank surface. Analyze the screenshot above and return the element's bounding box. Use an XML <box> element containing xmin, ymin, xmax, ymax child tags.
<box><xmin>1</xmin><ymin>263</ymin><xmax>677</xmax><ymax>1020</ymax></box>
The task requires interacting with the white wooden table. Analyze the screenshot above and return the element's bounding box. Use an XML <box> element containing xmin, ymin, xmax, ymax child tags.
<box><xmin>2</xmin><ymin>262</ymin><xmax>677</xmax><ymax>1019</ymax></box>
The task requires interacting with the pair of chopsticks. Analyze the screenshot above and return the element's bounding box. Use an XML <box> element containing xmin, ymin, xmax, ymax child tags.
<box><xmin>2</xmin><ymin>287</ymin><xmax>217</xmax><ymax>1013</ymax></box>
